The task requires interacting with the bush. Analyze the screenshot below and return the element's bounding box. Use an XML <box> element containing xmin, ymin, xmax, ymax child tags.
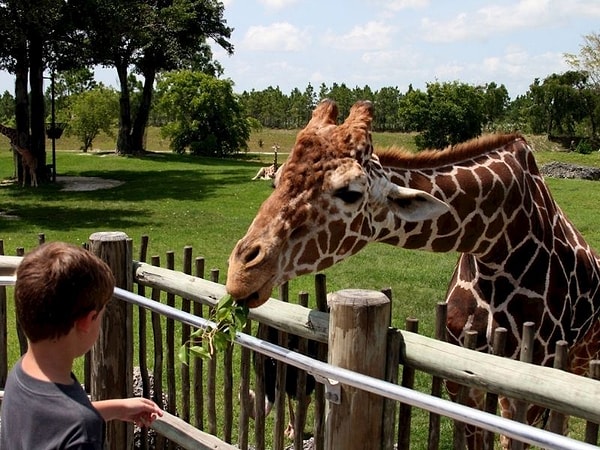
<box><xmin>576</xmin><ymin>139</ymin><xmax>594</xmax><ymax>154</ymax></box>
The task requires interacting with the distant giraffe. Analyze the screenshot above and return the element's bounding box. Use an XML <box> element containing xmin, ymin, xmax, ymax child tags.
<box><xmin>0</xmin><ymin>123</ymin><xmax>35</xmax><ymax>184</ymax></box>
<box><xmin>252</xmin><ymin>144</ymin><xmax>280</xmax><ymax>180</ymax></box>
<box><xmin>0</xmin><ymin>123</ymin><xmax>19</xmax><ymax>144</ymax></box>
<box><xmin>10</xmin><ymin>142</ymin><xmax>38</xmax><ymax>187</ymax></box>
<box><xmin>227</xmin><ymin>100</ymin><xmax>600</xmax><ymax>449</ymax></box>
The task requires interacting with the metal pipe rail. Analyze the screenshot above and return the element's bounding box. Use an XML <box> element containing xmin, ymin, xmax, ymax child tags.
<box><xmin>113</xmin><ymin>286</ymin><xmax>596</xmax><ymax>450</ymax></box>
<box><xmin>0</xmin><ymin>274</ymin><xmax>595</xmax><ymax>449</ymax></box>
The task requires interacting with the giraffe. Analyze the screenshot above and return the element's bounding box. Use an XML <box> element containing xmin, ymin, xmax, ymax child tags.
<box><xmin>0</xmin><ymin>123</ymin><xmax>20</xmax><ymax>144</ymax></box>
<box><xmin>226</xmin><ymin>100</ymin><xmax>600</xmax><ymax>448</ymax></box>
<box><xmin>0</xmin><ymin>123</ymin><xmax>36</xmax><ymax>186</ymax></box>
<box><xmin>10</xmin><ymin>142</ymin><xmax>38</xmax><ymax>187</ymax></box>
<box><xmin>252</xmin><ymin>144</ymin><xmax>280</xmax><ymax>180</ymax></box>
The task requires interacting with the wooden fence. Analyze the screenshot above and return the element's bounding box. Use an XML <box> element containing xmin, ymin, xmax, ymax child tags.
<box><xmin>1</xmin><ymin>231</ymin><xmax>600</xmax><ymax>450</ymax></box>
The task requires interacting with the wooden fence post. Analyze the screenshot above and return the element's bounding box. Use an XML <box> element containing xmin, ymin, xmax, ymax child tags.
<box><xmin>89</xmin><ymin>231</ymin><xmax>133</xmax><ymax>450</ymax></box>
<box><xmin>325</xmin><ymin>289</ymin><xmax>390</xmax><ymax>450</ymax></box>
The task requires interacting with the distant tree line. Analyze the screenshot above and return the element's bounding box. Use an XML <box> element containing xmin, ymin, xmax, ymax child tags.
<box><xmin>236</xmin><ymin>69</ymin><xmax>600</xmax><ymax>151</ymax></box>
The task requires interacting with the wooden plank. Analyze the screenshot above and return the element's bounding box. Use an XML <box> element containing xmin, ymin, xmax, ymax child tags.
<box><xmin>151</xmin><ymin>411</ymin><xmax>238</xmax><ymax>450</ymax></box>
<box><xmin>0</xmin><ymin>255</ymin><xmax>21</xmax><ymax>276</ymax></box>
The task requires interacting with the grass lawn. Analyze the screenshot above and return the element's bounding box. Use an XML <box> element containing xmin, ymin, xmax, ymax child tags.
<box><xmin>1</xmin><ymin>128</ymin><xmax>599</xmax><ymax>447</ymax></box>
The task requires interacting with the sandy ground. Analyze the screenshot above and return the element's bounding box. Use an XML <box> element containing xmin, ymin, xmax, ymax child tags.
<box><xmin>57</xmin><ymin>176</ymin><xmax>124</xmax><ymax>191</ymax></box>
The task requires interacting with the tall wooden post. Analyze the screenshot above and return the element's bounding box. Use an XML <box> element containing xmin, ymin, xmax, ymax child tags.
<box><xmin>89</xmin><ymin>231</ymin><xmax>133</xmax><ymax>449</ymax></box>
<box><xmin>325</xmin><ymin>289</ymin><xmax>390</xmax><ymax>450</ymax></box>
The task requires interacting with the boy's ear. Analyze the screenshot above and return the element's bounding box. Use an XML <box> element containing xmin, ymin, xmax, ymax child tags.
<box><xmin>75</xmin><ymin>310</ymin><xmax>98</xmax><ymax>333</ymax></box>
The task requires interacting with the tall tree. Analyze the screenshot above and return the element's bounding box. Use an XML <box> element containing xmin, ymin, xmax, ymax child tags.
<box><xmin>373</xmin><ymin>86</ymin><xmax>401</xmax><ymax>132</ymax></box>
<box><xmin>75</xmin><ymin>0</ymin><xmax>233</xmax><ymax>154</ymax></box>
<box><xmin>528</xmin><ymin>71</ymin><xmax>589</xmax><ymax>136</ymax></box>
<box><xmin>0</xmin><ymin>0</ymin><xmax>85</xmax><ymax>184</ymax></box>
<box><xmin>157</xmin><ymin>70</ymin><xmax>249</xmax><ymax>156</ymax></box>
<box><xmin>409</xmin><ymin>81</ymin><xmax>485</xmax><ymax>149</ymax></box>
<box><xmin>564</xmin><ymin>32</ymin><xmax>600</xmax><ymax>137</ymax></box>
<box><xmin>565</xmin><ymin>32</ymin><xmax>600</xmax><ymax>86</ymax></box>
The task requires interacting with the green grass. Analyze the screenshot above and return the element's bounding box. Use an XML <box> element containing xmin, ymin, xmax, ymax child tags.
<box><xmin>1</xmin><ymin>129</ymin><xmax>599</xmax><ymax>447</ymax></box>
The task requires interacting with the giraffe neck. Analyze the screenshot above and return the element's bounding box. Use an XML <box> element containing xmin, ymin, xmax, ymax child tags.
<box><xmin>374</xmin><ymin>136</ymin><xmax>546</xmax><ymax>258</ymax></box>
<box><xmin>0</xmin><ymin>124</ymin><xmax>18</xmax><ymax>143</ymax></box>
<box><xmin>373</xmin><ymin>137</ymin><xmax>600</xmax><ymax>365</ymax></box>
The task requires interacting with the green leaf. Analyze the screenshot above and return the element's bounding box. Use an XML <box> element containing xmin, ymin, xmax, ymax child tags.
<box><xmin>189</xmin><ymin>345</ymin><xmax>212</xmax><ymax>360</ymax></box>
<box><xmin>178</xmin><ymin>294</ymin><xmax>249</xmax><ymax>363</ymax></box>
<box><xmin>178</xmin><ymin>345</ymin><xmax>190</xmax><ymax>365</ymax></box>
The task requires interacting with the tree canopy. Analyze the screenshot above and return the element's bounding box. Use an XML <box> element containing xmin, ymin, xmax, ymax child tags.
<box><xmin>157</xmin><ymin>70</ymin><xmax>250</xmax><ymax>156</ymax></box>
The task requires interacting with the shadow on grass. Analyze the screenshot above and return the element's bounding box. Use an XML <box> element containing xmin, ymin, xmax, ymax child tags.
<box><xmin>0</xmin><ymin>153</ymin><xmax>274</xmax><ymax>232</ymax></box>
<box><xmin>0</xmin><ymin>202</ymin><xmax>148</xmax><ymax>232</ymax></box>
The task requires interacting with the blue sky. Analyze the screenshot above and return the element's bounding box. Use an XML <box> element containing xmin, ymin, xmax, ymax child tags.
<box><xmin>1</xmin><ymin>0</ymin><xmax>599</xmax><ymax>99</ymax></box>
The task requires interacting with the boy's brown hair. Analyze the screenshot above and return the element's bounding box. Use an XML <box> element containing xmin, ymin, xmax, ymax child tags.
<box><xmin>15</xmin><ymin>242</ymin><xmax>115</xmax><ymax>343</ymax></box>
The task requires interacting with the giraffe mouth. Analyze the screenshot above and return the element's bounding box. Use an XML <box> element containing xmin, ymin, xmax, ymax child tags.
<box><xmin>234</xmin><ymin>291</ymin><xmax>262</xmax><ymax>308</ymax></box>
<box><xmin>227</xmin><ymin>279</ymin><xmax>275</xmax><ymax>309</ymax></box>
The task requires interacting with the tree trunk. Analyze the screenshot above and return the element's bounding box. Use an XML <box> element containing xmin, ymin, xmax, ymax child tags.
<box><xmin>131</xmin><ymin>69</ymin><xmax>155</xmax><ymax>153</ymax></box>
<box><xmin>116</xmin><ymin>63</ymin><xmax>133</xmax><ymax>155</ymax></box>
<box><xmin>14</xmin><ymin>39</ymin><xmax>29</xmax><ymax>184</ymax></box>
<box><xmin>28</xmin><ymin>30</ymin><xmax>46</xmax><ymax>182</ymax></box>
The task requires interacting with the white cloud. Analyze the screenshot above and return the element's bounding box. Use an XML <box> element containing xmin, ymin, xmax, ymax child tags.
<box><xmin>369</xmin><ymin>0</ymin><xmax>429</xmax><ymax>12</ymax></box>
<box><xmin>242</xmin><ymin>22</ymin><xmax>309</xmax><ymax>52</ymax></box>
<box><xmin>258</xmin><ymin>0</ymin><xmax>299</xmax><ymax>10</ymax></box>
<box><xmin>419</xmin><ymin>0</ymin><xmax>598</xmax><ymax>43</ymax></box>
<box><xmin>432</xmin><ymin>62</ymin><xmax>465</xmax><ymax>80</ymax></box>
<box><xmin>322</xmin><ymin>21</ymin><xmax>395</xmax><ymax>51</ymax></box>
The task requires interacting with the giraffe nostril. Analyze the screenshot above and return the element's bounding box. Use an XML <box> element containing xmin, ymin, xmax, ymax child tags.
<box><xmin>243</xmin><ymin>245</ymin><xmax>261</xmax><ymax>264</ymax></box>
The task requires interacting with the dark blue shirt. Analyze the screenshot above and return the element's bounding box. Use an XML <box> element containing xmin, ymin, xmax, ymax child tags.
<box><xmin>0</xmin><ymin>357</ymin><xmax>105</xmax><ymax>449</ymax></box>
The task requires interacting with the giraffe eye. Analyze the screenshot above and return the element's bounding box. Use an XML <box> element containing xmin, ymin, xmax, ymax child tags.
<box><xmin>333</xmin><ymin>186</ymin><xmax>363</xmax><ymax>204</ymax></box>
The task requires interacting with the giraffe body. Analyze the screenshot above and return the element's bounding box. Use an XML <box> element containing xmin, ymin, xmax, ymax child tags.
<box><xmin>0</xmin><ymin>123</ymin><xmax>20</xmax><ymax>143</ymax></box>
<box><xmin>10</xmin><ymin>142</ymin><xmax>38</xmax><ymax>187</ymax></box>
<box><xmin>1</xmin><ymin>123</ymin><xmax>37</xmax><ymax>187</ymax></box>
<box><xmin>227</xmin><ymin>100</ymin><xmax>600</xmax><ymax>447</ymax></box>
<box><xmin>252</xmin><ymin>164</ymin><xmax>278</xmax><ymax>180</ymax></box>
<box><xmin>252</xmin><ymin>144</ymin><xmax>280</xmax><ymax>181</ymax></box>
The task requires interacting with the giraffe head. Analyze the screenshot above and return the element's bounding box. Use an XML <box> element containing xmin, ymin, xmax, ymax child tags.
<box><xmin>226</xmin><ymin>99</ymin><xmax>449</xmax><ymax>307</ymax></box>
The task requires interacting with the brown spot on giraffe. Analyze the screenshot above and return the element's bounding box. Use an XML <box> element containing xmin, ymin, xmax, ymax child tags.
<box><xmin>226</xmin><ymin>100</ymin><xmax>600</xmax><ymax>448</ymax></box>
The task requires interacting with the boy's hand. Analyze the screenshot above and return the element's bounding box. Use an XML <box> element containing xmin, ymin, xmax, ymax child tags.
<box><xmin>120</xmin><ymin>397</ymin><xmax>163</xmax><ymax>427</ymax></box>
<box><xmin>93</xmin><ymin>397</ymin><xmax>163</xmax><ymax>425</ymax></box>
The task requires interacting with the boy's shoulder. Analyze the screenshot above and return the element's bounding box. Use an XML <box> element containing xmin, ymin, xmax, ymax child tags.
<box><xmin>1</xmin><ymin>359</ymin><xmax>105</xmax><ymax>449</ymax></box>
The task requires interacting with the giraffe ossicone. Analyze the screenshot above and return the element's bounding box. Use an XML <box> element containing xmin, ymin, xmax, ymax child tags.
<box><xmin>227</xmin><ymin>99</ymin><xmax>600</xmax><ymax>447</ymax></box>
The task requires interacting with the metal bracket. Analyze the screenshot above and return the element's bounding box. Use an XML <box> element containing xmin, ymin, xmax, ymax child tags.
<box><xmin>312</xmin><ymin>374</ymin><xmax>341</xmax><ymax>404</ymax></box>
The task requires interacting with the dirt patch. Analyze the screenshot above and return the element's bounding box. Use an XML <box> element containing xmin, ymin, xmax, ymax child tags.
<box><xmin>57</xmin><ymin>176</ymin><xmax>124</xmax><ymax>191</ymax></box>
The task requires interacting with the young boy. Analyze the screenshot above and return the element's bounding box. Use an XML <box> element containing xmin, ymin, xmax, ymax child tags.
<box><xmin>0</xmin><ymin>241</ymin><xmax>163</xmax><ymax>449</ymax></box>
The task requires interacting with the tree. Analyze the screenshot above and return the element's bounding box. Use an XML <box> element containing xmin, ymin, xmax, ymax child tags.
<box><xmin>397</xmin><ymin>85</ymin><xmax>428</xmax><ymax>133</ymax></box>
<box><xmin>66</xmin><ymin>85</ymin><xmax>119</xmax><ymax>152</ymax></box>
<box><xmin>0</xmin><ymin>91</ymin><xmax>15</xmax><ymax>125</ymax></box>
<box><xmin>373</xmin><ymin>86</ymin><xmax>401</xmax><ymax>132</ymax></box>
<box><xmin>481</xmin><ymin>82</ymin><xmax>510</xmax><ymax>126</ymax></box>
<box><xmin>565</xmin><ymin>32</ymin><xmax>600</xmax><ymax>86</ymax></box>
<box><xmin>410</xmin><ymin>82</ymin><xmax>485</xmax><ymax>149</ymax></box>
<box><xmin>0</xmin><ymin>0</ymin><xmax>86</xmax><ymax>184</ymax></box>
<box><xmin>157</xmin><ymin>70</ymin><xmax>250</xmax><ymax>156</ymax></box>
<box><xmin>564</xmin><ymin>32</ymin><xmax>600</xmax><ymax>137</ymax></box>
<box><xmin>527</xmin><ymin>71</ymin><xmax>590</xmax><ymax>136</ymax></box>
<box><xmin>74</xmin><ymin>0</ymin><xmax>233</xmax><ymax>155</ymax></box>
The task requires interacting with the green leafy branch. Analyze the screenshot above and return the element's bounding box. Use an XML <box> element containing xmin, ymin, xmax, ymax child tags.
<box><xmin>178</xmin><ymin>294</ymin><xmax>249</xmax><ymax>362</ymax></box>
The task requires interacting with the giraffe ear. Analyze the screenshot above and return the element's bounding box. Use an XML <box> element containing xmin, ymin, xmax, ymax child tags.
<box><xmin>387</xmin><ymin>185</ymin><xmax>450</xmax><ymax>222</ymax></box>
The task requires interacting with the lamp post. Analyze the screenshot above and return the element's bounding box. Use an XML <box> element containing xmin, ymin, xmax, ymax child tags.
<box><xmin>49</xmin><ymin>71</ymin><xmax>56</xmax><ymax>182</ymax></box>
<box><xmin>43</xmin><ymin>70</ymin><xmax>59</xmax><ymax>183</ymax></box>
